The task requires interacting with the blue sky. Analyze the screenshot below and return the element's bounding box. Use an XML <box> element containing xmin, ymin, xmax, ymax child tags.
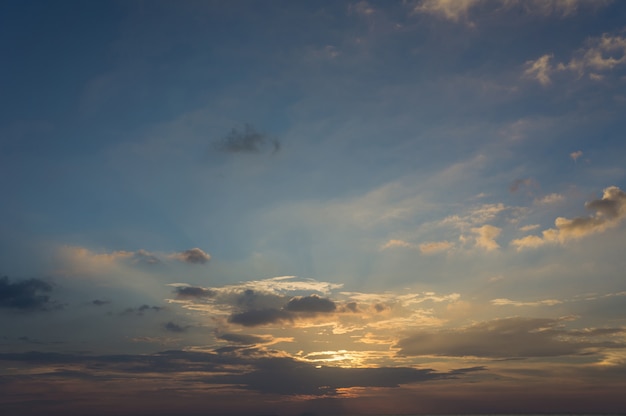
<box><xmin>1</xmin><ymin>1</ymin><xmax>626</xmax><ymax>415</ymax></box>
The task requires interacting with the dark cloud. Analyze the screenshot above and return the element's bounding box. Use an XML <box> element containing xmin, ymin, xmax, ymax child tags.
<box><xmin>133</xmin><ymin>249</ymin><xmax>160</xmax><ymax>265</ymax></box>
<box><xmin>215</xmin><ymin>123</ymin><xmax>280</xmax><ymax>154</ymax></box>
<box><xmin>0</xmin><ymin>276</ymin><xmax>55</xmax><ymax>312</ymax></box>
<box><xmin>395</xmin><ymin>317</ymin><xmax>625</xmax><ymax>358</ymax></box>
<box><xmin>228</xmin><ymin>308</ymin><xmax>292</xmax><ymax>327</ymax></box>
<box><xmin>91</xmin><ymin>299</ymin><xmax>111</xmax><ymax>306</ymax></box>
<box><xmin>163</xmin><ymin>321</ymin><xmax>189</xmax><ymax>333</ymax></box>
<box><xmin>0</xmin><ymin>348</ymin><xmax>483</xmax><ymax>397</ymax></box>
<box><xmin>285</xmin><ymin>295</ymin><xmax>336</xmax><ymax>313</ymax></box>
<box><xmin>173</xmin><ymin>248</ymin><xmax>211</xmax><ymax>264</ymax></box>
<box><xmin>217</xmin><ymin>333</ymin><xmax>269</xmax><ymax>345</ymax></box>
<box><xmin>174</xmin><ymin>286</ymin><xmax>215</xmax><ymax>299</ymax></box>
<box><xmin>121</xmin><ymin>304</ymin><xmax>164</xmax><ymax>316</ymax></box>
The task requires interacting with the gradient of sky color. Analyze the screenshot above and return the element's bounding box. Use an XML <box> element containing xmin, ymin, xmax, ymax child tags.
<box><xmin>1</xmin><ymin>1</ymin><xmax>626</xmax><ymax>415</ymax></box>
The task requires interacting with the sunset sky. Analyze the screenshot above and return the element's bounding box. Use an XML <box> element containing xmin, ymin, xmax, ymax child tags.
<box><xmin>1</xmin><ymin>1</ymin><xmax>626</xmax><ymax>415</ymax></box>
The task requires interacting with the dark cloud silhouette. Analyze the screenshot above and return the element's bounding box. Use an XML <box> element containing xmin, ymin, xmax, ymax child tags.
<box><xmin>215</xmin><ymin>123</ymin><xmax>280</xmax><ymax>154</ymax></box>
<box><xmin>174</xmin><ymin>286</ymin><xmax>215</xmax><ymax>299</ymax></box>
<box><xmin>172</xmin><ymin>248</ymin><xmax>211</xmax><ymax>264</ymax></box>
<box><xmin>91</xmin><ymin>299</ymin><xmax>111</xmax><ymax>306</ymax></box>
<box><xmin>163</xmin><ymin>321</ymin><xmax>189</xmax><ymax>333</ymax></box>
<box><xmin>217</xmin><ymin>333</ymin><xmax>269</xmax><ymax>345</ymax></box>
<box><xmin>395</xmin><ymin>317</ymin><xmax>625</xmax><ymax>358</ymax></box>
<box><xmin>0</xmin><ymin>348</ymin><xmax>483</xmax><ymax>396</ymax></box>
<box><xmin>228</xmin><ymin>308</ymin><xmax>292</xmax><ymax>327</ymax></box>
<box><xmin>285</xmin><ymin>295</ymin><xmax>336</xmax><ymax>313</ymax></box>
<box><xmin>0</xmin><ymin>276</ymin><xmax>54</xmax><ymax>312</ymax></box>
<box><xmin>121</xmin><ymin>304</ymin><xmax>164</xmax><ymax>316</ymax></box>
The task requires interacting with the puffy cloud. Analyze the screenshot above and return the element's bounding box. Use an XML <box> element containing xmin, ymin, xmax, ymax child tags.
<box><xmin>285</xmin><ymin>295</ymin><xmax>337</xmax><ymax>313</ymax></box>
<box><xmin>171</xmin><ymin>248</ymin><xmax>211</xmax><ymax>264</ymax></box>
<box><xmin>570</xmin><ymin>150</ymin><xmax>583</xmax><ymax>161</ymax></box>
<box><xmin>0</xmin><ymin>276</ymin><xmax>55</xmax><ymax>312</ymax></box>
<box><xmin>214</xmin><ymin>123</ymin><xmax>280</xmax><ymax>154</ymax></box>
<box><xmin>471</xmin><ymin>224</ymin><xmax>501</xmax><ymax>251</ymax></box>
<box><xmin>512</xmin><ymin>186</ymin><xmax>626</xmax><ymax>249</ymax></box>
<box><xmin>380</xmin><ymin>239</ymin><xmax>416</xmax><ymax>250</ymax></box>
<box><xmin>396</xmin><ymin>317</ymin><xmax>624</xmax><ymax>358</ymax></box>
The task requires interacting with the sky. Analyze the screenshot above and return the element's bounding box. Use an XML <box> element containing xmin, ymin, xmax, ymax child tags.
<box><xmin>1</xmin><ymin>0</ymin><xmax>626</xmax><ymax>415</ymax></box>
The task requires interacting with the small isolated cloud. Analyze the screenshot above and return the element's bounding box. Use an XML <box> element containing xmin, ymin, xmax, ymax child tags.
<box><xmin>171</xmin><ymin>248</ymin><xmax>211</xmax><ymax>264</ymax></box>
<box><xmin>163</xmin><ymin>321</ymin><xmax>189</xmax><ymax>333</ymax></box>
<box><xmin>536</xmin><ymin>193</ymin><xmax>565</xmax><ymax>205</ymax></box>
<box><xmin>509</xmin><ymin>177</ymin><xmax>539</xmax><ymax>194</ymax></box>
<box><xmin>524</xmin><ymin>54</ymin><xmax>554</xmax><ymax>85</ymax></box>
<box><xmin>380</xmin><ymin>239</ymin><xmax>416</xmax><ymax>250</ymax></box>
<box><xmin>120</xmin><ymin>304</ymin><xmax>164</xmax><ymax>316</ymax></box>
<box><xmin>570</xmin><ymin>150</ymin><xmax>583</xmax><ymax>161</ymax></box>
<box><xmin>91</xmin><ymin>299</ymin><xmax>111</xmax><ymax>306</ymax></box>
<box><xmin>471</xmin><ymin>224</ymin><xmax>501</xmax><ymax>251</ymax></box>
<box><xmin>519</xmin><ymin>224</ymin><xmax>540</xmax><ymax>232</ymax></box>
<box><xmin>0</xmin><ymin>276</ymin><xmax>55</xmax><ymax>312</ymax></box>
<box><xmin>214</xmin><ymin>123</ymin><xmax>280</xmax><ymax>154</ymax></box>
<box><xmin>512</xmin><ymin>186</ymin><xmax>626</xmax><ymax>249</ymax></box>
<box><xmin>173</xmin><ymin>285</ymin><xmax>215</xmax><ymax>299</ymax></box>
<box><xmin>285</xmin><ymin>295</ymin><xmax>336</xmax><ymax>313</ymax></box>
<box><xmin>419</xmin><ymin>240</ymin><xmax>454</xmax><ymax>254</ymax></box>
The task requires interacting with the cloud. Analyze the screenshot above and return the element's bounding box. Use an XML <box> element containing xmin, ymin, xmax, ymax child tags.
<box><xmin>173</xmin><ymin>285</ymin><xmax>215</xmax><ymax>299</ymax></box>
<box><xmin>380</xmin><ymin>239</ymin><xmax>416</xmax><ymax>250</ymax></box>
<box><xmin>510</xmin><ymin>177</ymin><xmax>539</xmax><ymax>194</ymax></box>
<box><xmin>536</xmin><ymin>193</ymin><xmax>564</xmax><ymax>205</ymax></box>
<box><xmin>214</xmin><ymin>123</ymin><xmax>280</xmax><ymax>154</ymax></box>
<box><xmin>470</xmin><ymin>224</ymin><xmax>501</xmax><ymax>251</ymax></box>
<box><xmin>171</xmin><ymin>248</ymin><xmax>211</xmax><ymax>264</ymax></box>
<box><xmin>491</xmin><ymin>298</ymin><xmax>563</xmax><ymax>307</ymax></box>
<box><xmin>412</xmin><ymin>0</ymin><xmax>481</xmax><ymax>22</ymax></box>
<box><xmin>526</xmin><ymin>30</ymin><xmax>626</xmax><ymax>85</ymax></box>
<box><xmin>120</xmin><ymin>304</ymin><xmax>164</xmax><ymax>316</ymax></box>
<box><xmin>228</xmin><ymin>308</ymin><xmax>292</xmax><ymax>327</ymax></box>
<box><xmin>163</xmin><ymin>321</ymin><xmax>189</xmax><ymax>333</ymax></box>
<box><xmin>285</xmin><ymin>295</ymin><xmax>337</xmax><ymax>313</ymax></box>
<box><xmin>396</xmin><ymin>316</ymin><xmax>624</xmax><ymax>358</ymax></box>
<box><xmin>570</xmin><ymin>150</ymin><xmax>583</xmax><ymax>161</ymax></box>
<box><xmin>419</xmin><ymin>240</ymin><xmax>454</xmax><ymax>254</ymax></box>
<box><xmin>511</xmin><ymin>186</ymin><xmax>626</xmax><ymax>249</ymax></box>
<box><xmin>217</xmin><ymin>333</ymin><xmax>271</xmax><ymax>345</ymax></box>
<box><xmin>0</xmin><ymin>276</ymin><xmax>55</xmax><ymax>312</ymax></box>
<box><xmin>524</xmin><ymin>54</ymin><xmax>554</xmax><ymax>85</ymax></box>
<box><xmin>91</xmin><ymin>299</ymin><xmax>111</xmax><ymax>306</ymax></box>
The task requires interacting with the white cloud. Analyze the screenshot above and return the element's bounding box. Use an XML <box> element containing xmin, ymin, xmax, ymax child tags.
<box><xmin>511</xmin><ymin>186</ymin><xmax>626</xmax><ymax>249</ymax></box>
<box><xmin>570</xmin><ymin>150</ymin><xmax>583</xmax><ymax>161</ymax></box>
<box><xmin>471</xmin><ymin>224</ymin><xmax>501</xmax><ymax>251</ymax></box>
<box><xmin>536</xmin><ymin>193</ymin><xmax>565</xmax><ymax>205</ymax></box>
